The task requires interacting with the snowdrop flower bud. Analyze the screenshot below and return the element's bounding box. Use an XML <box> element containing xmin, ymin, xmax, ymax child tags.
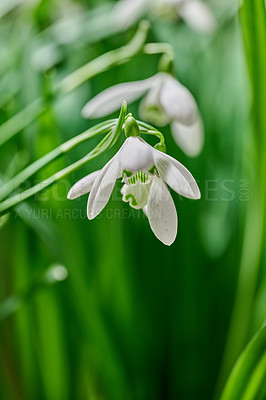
<box><xmin>68</xmin><ymin>131</ymin><xmax>200</xmax><ymax>246</ymax></box>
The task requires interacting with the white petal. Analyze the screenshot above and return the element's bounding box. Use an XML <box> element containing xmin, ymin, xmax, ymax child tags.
<box><xmin>179</xmin><ymin>0</ymin><xmax>217</xmax><ymax>34</ymax></box>
<box><xmin>111</xmin><ymin>0</ymin><xmax>148</xmax><ymax>31</ymax></box>
<box><xmin>142</xmin><ymin>205</ymin><xmax>148</xmax><ymax>217</ymax></box>
<box><xmin>67</xmin><ymin>170</ymin><xmax>100</xmax><ymax>200</ymax></box>
<box><xmin>87</xmin><ymin>155</ymin><xmax>122</xmax><ymax>219</ymax></box>
<box><xmin>146</xmin><ymin>176</ymin><xmax>177</xmax><ymax>246</ymax></box>
<box><xmin>82</xmin><ymin>78</ymin><xmax>154</xmax><ymax>119</ymax></box>
<box><xmin>153</xmin><ymin>149</ymin><xmax>201</xmax><ymax>199</ymax></box>
<box><xmin>171</xmin><ymin>116</ymin><xmax>204</xmax><ymax>157</ymax></box>
<box><xmin>159</xmin><ymin>73</ymin><xmax>199</xmax><ymax>125</ymax></box>
<box><xmin>121</xmin><ymin>181</ymin><xmax>151</xmax><ymax>209</ymax></box>
<box><xmin>119</xmin><ymin>137</ymin><xmax>154</xmax><ymax>174</ymax></box>
<box><xmin>140</xmin><ymin>77</ymin><xmax>171</xmax><ymax>126</ymax></box>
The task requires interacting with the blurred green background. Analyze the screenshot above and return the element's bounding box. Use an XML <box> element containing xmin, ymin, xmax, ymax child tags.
<box><xmin>0</xmin><ymin>1</ymin><xmax>265</xmax><ymax>399</ymax></box>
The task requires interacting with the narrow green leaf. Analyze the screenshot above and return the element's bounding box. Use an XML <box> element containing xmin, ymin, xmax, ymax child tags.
<box><xmin>220</xmin><ymin>322</ymin><xmax>266</xmax><ymax>400</ymax></box>
<box><xmin>0</xmin><ymin>102</ymin><xmax>127</xmax><ymax>215</ymax></box>
<box><xmin>0</xmin><ymin>120</ymin><xmax>116</xmax><ymax>201</ymax></box>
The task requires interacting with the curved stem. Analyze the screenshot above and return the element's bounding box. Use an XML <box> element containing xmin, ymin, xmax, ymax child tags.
<box><xmin>144</xmin><ymin>42</ymin><xmax>174</xmax><ymax>59</ymax></box>
<box><xmin>57</xmin><ymin>20</ymin><xmax>150</xmax><ymax>94</ymax></box>
<box><xmin>138</xmin><ymin>121</ymin><xmax>165</xmax><ymax>146</ymax></box>
<box><xmin>0</xmin><ymin>101</ymin><xmax>127</xmax><ymax>215</ymax></box>
<box><xmin>0</xmin><ymin>120</ymin><xmax>116</xmax><ymax>201</ymax></box>
<box><xmin>0</xmin><ymin>133</ymin><xmax>111</xmax><ymax>216</ymax></box>
<box><xmin>0</xmin><ymin>21</ymin><xmax>149</xmax><ymax>146</ymax></box>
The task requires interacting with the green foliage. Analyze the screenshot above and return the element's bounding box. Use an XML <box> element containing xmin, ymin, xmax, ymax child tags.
<box><xmin>220</xmin><ymin>322</ymin><xmax>266</xmax><ymax>400</ymax></box>
<box><xmin>0</xmin><ymin>1</ymin><xmax>265</xmax><ymax>400</ymax></box>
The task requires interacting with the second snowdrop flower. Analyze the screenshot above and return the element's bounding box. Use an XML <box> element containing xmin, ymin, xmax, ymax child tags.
<box><xmin>82</xmin><ymin>72</ymin><xmax>204</xmax><ymax>157</ymax></box>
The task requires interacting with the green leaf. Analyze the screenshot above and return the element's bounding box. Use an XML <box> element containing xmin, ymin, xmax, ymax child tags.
<box><xmin>0</xmin><ymin>103</ymin><xmax>127</xmax><ymax>216</ymax></box>
<box><xmin>220</xmin><ymin>322</ymin><xmax>266</xmax><ymax>400</ymax></box>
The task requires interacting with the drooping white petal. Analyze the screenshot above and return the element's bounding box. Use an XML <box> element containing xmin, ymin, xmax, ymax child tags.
<box><xmin>142</xmin><ymin>205</ymin><xmax>148</xmax><ymax>217</ymax></box>
<box><xmin>146</xmin><ymin>176</ymin><xmax>177</xmax><ymax>246</ymax></box>
<box><xmin>140</xmin><ymin>77</ymin><xmax>171</xmax><ymax>126</ymax></box>
<box><xmin>121</xmin><ymin>181</ymin><xmax>151</xmax><ymax>209</ymax></box>
<box><xmin>159</xmin><ymin>73</ymin><xmax>199</xmax><ymax>125</ymax></box>
<box><xmin>87</xmin><ymin>155</ymin><xmax>122</xmax><ymax>219</ymax></box>
<box><xmin>67</xmin><ymin>170</ymin><xmax>100</xmax><ymax>200</ymax></box>
<box><xmin>111</xmin><ymin>0</ymin><xmax>148</xmax><ymax>31</ymax></box>
<box><xmin>153</xmin><ymin>149</ymin><xmax>201</xmax><ymax>199</ymax></box>
<box><xmin>171</xmin><ymin>116</ymin><xmax>204</xmax><ymax>157</ymax></box>
<box><xmin>179</xmin><ymin>0</ymin><xmax>217</xmax><ymax>34</ymax></box>
<box><xmin>119</xmin><ymin>137</ymin><xmax>154</xmax><ymax>174</ymax></box>
<box><xmin>82</xmin><ymin>78</ymin><xmax>154</xmax><ymax>119</ymax></box>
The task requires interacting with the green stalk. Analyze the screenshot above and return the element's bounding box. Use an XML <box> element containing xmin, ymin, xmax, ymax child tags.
<box><xmin>0</xmin><ymin>102</ymin><xmax>126</xmax><ymax>216</ymax></box>
<box><xmin>0</xmin><ymin>120</ymin><xmax>116</xmax><ymax>201</ymax></box>
<box><xmin>215</xmin><ymin>0</ymin><xmax>266</xmax><ymax>396</ymax></box>
<box><xmin>138</xmin><ymin>121</ymin><xmax>165</xmax><ymax>146</ymax></box>
<box><xmin>56</xmin><ymin>20</ymin><xmax>150</xmax><ymax>94</ymax></box>
<box><xmin>0</xmin><ymin>21</ymin><xmax>149</xmax><ymax>146</ymax></box>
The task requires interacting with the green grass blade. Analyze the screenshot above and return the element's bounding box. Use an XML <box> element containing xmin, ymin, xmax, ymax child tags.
<box><xmin>220</xmin><ymin>322</ymin><xmax>266</xmax><ymax>400</ymax></box>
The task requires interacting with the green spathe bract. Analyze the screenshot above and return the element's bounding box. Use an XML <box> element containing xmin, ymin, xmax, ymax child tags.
<box><xmin>124</xmin><ymin>116</ymin><xmax>140</xmax><ymax>138</ymax></box>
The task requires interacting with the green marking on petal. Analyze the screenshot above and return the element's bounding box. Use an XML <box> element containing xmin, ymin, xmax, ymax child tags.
<box><xmin>148</xmin><ymin>165</ymin><xmax>158</xmax><ymax>175</ymax></box>
<box><xmin>123</xmin><ymin>170</ymin><xmax>133</xmax><ymax>178</ymax></box>
<box><xmin>121</xmin><ymin>180</ymin><xmax>152</xmax><ymax>209</ymax></box>
<box><xmin>125</xmin><ymin>194</ymin><xmax>138</xmax><ymax>207</ymax></box>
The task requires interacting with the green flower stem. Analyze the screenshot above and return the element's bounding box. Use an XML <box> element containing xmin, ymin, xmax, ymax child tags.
<box><xmin>0</xmin><ymin>133</ymin><xmax>109</xmax><ymax>216</ymax></box>
<box><xmin>0</xmin><ymin>102</ymin><xmax>127</xmax><ymax>216</ymax></box>
<box><xmin>0</xmin><ymin>26</ymin><xmax>175</xmax><ymax>147</ymax></box>
<box><xmin>0</xmin><ymin>132</ymin><xmax>113</xmax><ymax>216</ymax></box>
<box><xmin>138</xmin><ymin>121</ymin><xmax>165</xmax><ymax>146</ymax></box>
<box><xmin>0</xmin><ymin>120</ymin><xmax>116</xmax><ymax>202</ymax></box>
<box><xmin>0</xmin><ymin>21</ymin><xmax>149</xmax><ymax>146</ymax></box>
<box><xmin>56</xmin><ymin>20</ymin><xmax>150</xmax><ymax>94</ymax></box>
<box><xmin>143</xmin><ymin>43</ymin><xmax>174</xmax><ymax>59</ymax></box>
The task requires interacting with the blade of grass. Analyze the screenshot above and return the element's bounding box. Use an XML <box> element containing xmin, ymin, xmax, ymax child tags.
<box><xmin>220</xmin><ymin>322</ymin><xmax>266</xmax><ymax>400</ymax></box>
<box><xmin>215</xmin><ymin>0</ymin><xmax>266</xmax><ymax>396</ymax></box>
<box><xmin>0</xmin><ymin>120</ymin><xmax>116</xmax><ymax>201</ymax></box>
<box><xmin>0</xmin><ymin>101</ymin><xmax>126</xmax><ymax>215</ymax></box>
<box><xmin>0</xmin><ymin>21</ymin><xmax>149</xmax><ymax>146</ymax></box>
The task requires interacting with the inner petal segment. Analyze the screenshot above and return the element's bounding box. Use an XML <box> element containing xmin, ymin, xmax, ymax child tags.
<box><xmin>121</xmin><ymin>180</ymin><xmax>152</xmax><ymax>209</ymax></box>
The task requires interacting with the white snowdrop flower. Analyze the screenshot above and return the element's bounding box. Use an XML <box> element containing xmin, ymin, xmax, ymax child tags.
<box><xmin>82</xmin><ymin>72</ymin><xmax>204</xmax><ymax>157</ymax></box>
<box><xmin>112</xmin><ymin>0</ymin><xmax>216</xmax><ymax>34</ymax></box>
<box><xmin>68</xmin><ymin>127</ymin><xmax>200</xmax><ymax>246</ymax></box>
